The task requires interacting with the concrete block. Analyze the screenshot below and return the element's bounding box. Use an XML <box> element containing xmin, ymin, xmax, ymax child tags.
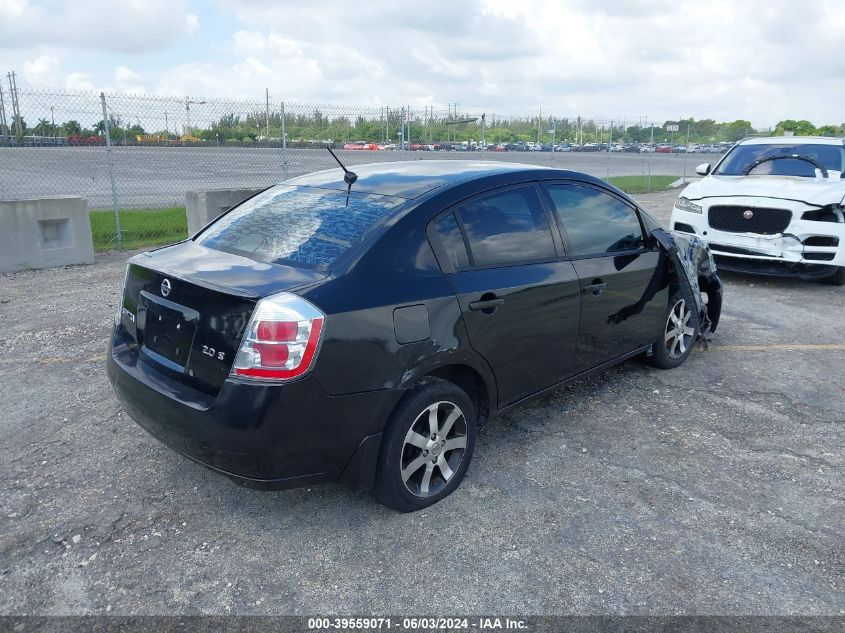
<box><xmin>0</xmin><ymin>196</ymin><xmax>94</xmax><ymax>272</ymax></box>
<box><xmin>186</xmin><ymin>188</ymin><xmax>265</xmax><ymax>236</ymax></box>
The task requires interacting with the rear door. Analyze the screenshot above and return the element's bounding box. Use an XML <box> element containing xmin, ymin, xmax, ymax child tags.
<box><xmin>428</xmin><ymin>184</ymin><xmax>581</xmax><ymax>407</ymax></box>
<box><xmin>541</xmin><ymin>182</ymin><xmax>667</xmax><ymax>373</ymax></box>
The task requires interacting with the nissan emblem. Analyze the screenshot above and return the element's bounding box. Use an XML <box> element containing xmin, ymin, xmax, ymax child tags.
<box><xmin>161</xmin><ymin>278</ymin><xmax>172</xmax><ymax>297</ymax></box>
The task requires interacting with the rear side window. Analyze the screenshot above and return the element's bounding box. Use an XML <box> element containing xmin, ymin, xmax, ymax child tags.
<box><xmin>455</xmin><ymin>187</ymin><xmax>556</xmax><ymax>267</ymax></box>
<box><xmin>196</xmin><ymin>185</ymin><xmax>405</xmax><ymax>270</ymax></box>
<box><xmin>545</xmin><ymin>185</ymin><xmax>644</xmax><ymax>256</ymax></box>
<box><xmin>431</xmin><ymin>212</ymin><xmax>470</xmax><ymax>270</ymax></box>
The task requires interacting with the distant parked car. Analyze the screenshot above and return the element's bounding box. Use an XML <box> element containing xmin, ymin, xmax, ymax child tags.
<box><xmin>656</xmin><ymin>145</ymin><xmax>672</xmax><ymax>154</ymax></box>
<box><xmin>639</xmin><ymin>145</ymin><xmax>655</xmax><ymax>153</ymax></box>
<box><xmin>67</xmin><ymin>134</ymin><xmax>104</xmax><ymax>146</ymax></box>
<box><xmin>343</xmin><ymin>142</ymin><xmax>379</xmax><ymax>150</ymax></box>
<box><xmin>671</xmin><ymin>136</ymin><xmax>845</xmax><ymax>285</ymax></box>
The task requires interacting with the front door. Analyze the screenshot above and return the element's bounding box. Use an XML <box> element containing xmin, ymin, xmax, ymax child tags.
<box><xmin>542</xmin><ymin>182</ymin><xmax>667</xmax><ymax>373</ymax></box>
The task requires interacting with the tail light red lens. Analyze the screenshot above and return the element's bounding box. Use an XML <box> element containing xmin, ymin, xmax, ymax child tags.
<box><xmin>256</xmin><ymin>321</ymin><xmax>299</xmax><ymax>341</ymax></box>
<box><xmin>232</xmin><ymin>293</ymin><xmax>325</xmax><ymax>381</ymax></box>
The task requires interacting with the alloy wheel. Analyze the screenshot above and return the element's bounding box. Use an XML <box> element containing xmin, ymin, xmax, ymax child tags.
<box><xmin>664</xmin><ymin>298</ymin><xmax>695</xmax><ymax>359</ymax></box>
<box><xmin>400</xmin><ymin>401</ymin><xmax>468</xmax><ymax>497</ymax></box>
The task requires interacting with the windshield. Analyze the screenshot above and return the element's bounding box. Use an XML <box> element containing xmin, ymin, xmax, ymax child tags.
<box><xmin>196</xmin><ymin>185</ymin><xmax>406</xmax><ymax>270</ymax></box>
<box><xmin>715</xmin><ymin>143</ymin><xmax>845</xmax><ymax>176</ymax></box>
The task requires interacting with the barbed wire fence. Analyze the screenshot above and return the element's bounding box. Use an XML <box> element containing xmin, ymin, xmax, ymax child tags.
<box><xmin>0</xmin><ymin>86</ymin><xmax>706</xmax><ymax>250</ymax></box>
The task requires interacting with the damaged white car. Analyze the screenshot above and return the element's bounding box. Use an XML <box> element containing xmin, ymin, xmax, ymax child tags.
<box><xmin>671</xmin><ymin>136</ymin><xmax>845</xmax><ymax>285</ymax></box>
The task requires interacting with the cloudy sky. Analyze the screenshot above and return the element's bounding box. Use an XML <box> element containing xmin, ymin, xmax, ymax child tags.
<box><xmin>1</xmin><ymin>0</ymin><xmax>843</xmax><ymax>127</ymax></box>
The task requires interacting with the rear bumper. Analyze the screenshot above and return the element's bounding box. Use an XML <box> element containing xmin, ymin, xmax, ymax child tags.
<box><xmin>107</xmin><ymin>329</ymin><xmax>398</xmax><ymax>491</ymax></box>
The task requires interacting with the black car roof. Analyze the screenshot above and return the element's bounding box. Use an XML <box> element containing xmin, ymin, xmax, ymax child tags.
<box><xmin>283</xmin><ymin>160</ymin><xmax>564</xmax><ymax>199</ymax></box>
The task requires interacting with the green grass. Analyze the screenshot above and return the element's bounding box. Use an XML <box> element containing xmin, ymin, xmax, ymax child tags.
<box><xmin>90</xmin><ymin>207</ymin><xmax>188</xmax><ymax>252</ymax></box>
<box><xmin>607</xmin><ymin>175</ymin><xmax>677</xmax><ymax>194</ymax></box>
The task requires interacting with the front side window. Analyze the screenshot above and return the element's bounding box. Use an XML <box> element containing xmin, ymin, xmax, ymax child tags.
<box><xmin>196</xmin><ymin>185</ymin><xmax>406</xmax><ymax>270</ymax></box>
<box><xmin>455</xmin><ymin>187</ymin><xmax>556</xmax><ymax>267</ymax></box>
<box><xmin>545</xmin><ymin>185</ymin><xmax>644</xmax><ymax>256</ymax></box>
<box><xmin>715</xmin><ymin>143</ymin><xmax>845</xmax><ymax>176</ymax></box>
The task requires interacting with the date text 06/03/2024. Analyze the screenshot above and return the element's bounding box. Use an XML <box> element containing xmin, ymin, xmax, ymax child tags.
<box><xmin>307</xmin><ymin>617</ymin><xmax>528</xmax><ymax>630</ymax></box>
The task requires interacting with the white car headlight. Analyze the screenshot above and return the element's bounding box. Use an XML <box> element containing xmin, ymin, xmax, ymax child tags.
<box><xmin>676</xmin><ymin>197</ymin><xmax>703</xmax><ymax>213</ymax></box>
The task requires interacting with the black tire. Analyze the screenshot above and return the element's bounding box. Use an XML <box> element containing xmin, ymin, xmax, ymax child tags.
<box><xmin>820</xmin><ymin>266</ymin><xmax>845</xmax><ymax>286</ymax></box>
<box><xmin>646</xmin><ymin>289</ymin><xmax>699</xmax><ymax>369</ymax></box>
<box><xmin>372</xmin><ymin>378</ymin><xmax>477</xmax><ymax>512</ymax></box>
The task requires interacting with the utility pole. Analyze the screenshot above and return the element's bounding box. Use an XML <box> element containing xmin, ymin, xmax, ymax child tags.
<box><xmin>606</xmin><ymin>119</ymin><xmax>613</xmax><ymax>180</ymax></box>
<box><xmin>8</xmin><ymin>72</ymin><xmax>23</xmax><ymax>136</ymax></box>
<box><xmin>648</xmin><ymin>118</ymin><xmax>655</xmax><ymax>192</ymax></box>
<box><xmin>265</xmin><ymin>88</ymin><xmax>270</xmax><ymax>139</ymax></box>
<box><xmin>682</xmin><ymin>119</ymin><xmax>691</xmax><ymax>184</ymax></box>
<box><xmin>537</xmin><ymin>106</ymin><xmax>541</xmax><ymax>145</ymax></box>
<box><xmin>0</xmin><ymin>80</ymin><xmax>7</xmax><ymax>142</ymax></box>
<box><xmin>184</xmin><ymin>97</ymin><xmax>206</xmax><ymax>135</ymax></box>
<box><xmin>280</xmin><ymin>101</ymin><xmax>288</xmax><ymax>180</ymax></box>
<box><xmin>100</xmin><ymin>93</ymin><xmax>122</xmax><ymax>248</ymax></box>
<box><xmin>164</xmin><ymin>111</ymin><xmax>169</xmax><ymax>134</ymax></box>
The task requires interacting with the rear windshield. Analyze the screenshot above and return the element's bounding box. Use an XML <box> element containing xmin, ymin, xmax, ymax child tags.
<box><xmin>196</xmin><ymin>186</ymin><xmax>406</xmax><ymax>270</ymax></box>
<box><xmin>715</xmin><ymin>143</ymin><xmax>845</xmax><ymax>176</ymax></box>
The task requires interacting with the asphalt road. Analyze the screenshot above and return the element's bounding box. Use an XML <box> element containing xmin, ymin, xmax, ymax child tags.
<box><xmin>0</xmin><ymin>147</ymin><xmax>710</xmax><ymax>209</ymax></box>
<box><xmin>0</xmin><ymin>194</ymin><xmax>843</xmax><ymax>616</ymax></box>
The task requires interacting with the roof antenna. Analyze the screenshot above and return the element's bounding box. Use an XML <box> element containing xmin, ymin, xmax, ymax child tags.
<box><xmin>326</xmin><ymin>146</ymin><xmax>358</xmax><ymax>206</ymax></box>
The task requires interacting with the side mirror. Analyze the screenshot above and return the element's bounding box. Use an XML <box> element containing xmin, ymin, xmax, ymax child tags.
<box><xmin>695</xmin><ymin>162</ymin><xmax>711</xmax><ymax>176</ymax></box>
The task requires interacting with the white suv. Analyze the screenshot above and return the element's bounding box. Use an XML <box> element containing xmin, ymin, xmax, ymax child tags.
<box><xmin>670</xmin><ymin>136</ymin><xmax>845</xmax><ymax>285</ymax></box>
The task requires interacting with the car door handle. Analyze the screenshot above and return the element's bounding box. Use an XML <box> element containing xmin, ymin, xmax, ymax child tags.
<box><xmin>469</xmin><ymin>298</ymin><xmax>505</xmax><ymax>311</ymax></box>
<box><xmin>583</xmin><ymin>280</ymin><xmax>607</xmax><ymax>296</ymax></box>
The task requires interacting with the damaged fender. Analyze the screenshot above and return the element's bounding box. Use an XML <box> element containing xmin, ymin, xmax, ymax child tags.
<box><xmin>652</xmin><ymin>229</ymin><xmax>723</xmax><ymax>339</ymax></box>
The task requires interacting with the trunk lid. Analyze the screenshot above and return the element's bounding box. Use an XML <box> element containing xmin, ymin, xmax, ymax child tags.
<box><xmin>119</xmin><ymin>241</ymin><xmax>327</xmax><ymax>395</ymax></box>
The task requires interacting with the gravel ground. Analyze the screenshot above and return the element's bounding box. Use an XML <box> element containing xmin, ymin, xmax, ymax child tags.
<box><xmin>0</xmin><ymin>191</ymin><xmax>843</xmax><ymax>616</ymax></box>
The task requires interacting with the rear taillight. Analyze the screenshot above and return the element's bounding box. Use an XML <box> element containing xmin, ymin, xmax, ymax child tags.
<box><xmin>231</xmin><ymin>292</ymin><xmax>325</xmax><ymax>382</ymax></box>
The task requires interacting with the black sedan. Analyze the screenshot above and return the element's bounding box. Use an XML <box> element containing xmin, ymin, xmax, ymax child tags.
<box><xmin>108</xmin><ymin>161</ymin><xmax>722</xmax><ymax>511</ymax></box>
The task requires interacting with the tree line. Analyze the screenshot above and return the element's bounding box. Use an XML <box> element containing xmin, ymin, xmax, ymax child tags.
<box><xmin>5</xmin><ymin>110</ymin><xmax>844</xmax><ymax>146</ymax></box>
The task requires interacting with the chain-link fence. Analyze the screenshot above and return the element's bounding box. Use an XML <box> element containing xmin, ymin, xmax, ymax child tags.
<box><xmin>1</xmin><ymin>86</ymin><xmax>734</xmax><ymax>250</ymax></box>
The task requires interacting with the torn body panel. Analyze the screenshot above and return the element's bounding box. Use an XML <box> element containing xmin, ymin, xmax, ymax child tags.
<box><xmin>652</xmin><ymin>229</ymin><xmax>723</xmax><ymax>339</ymax></box>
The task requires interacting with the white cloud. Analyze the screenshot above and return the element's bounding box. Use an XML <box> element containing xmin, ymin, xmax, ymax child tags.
<box><xmin>113</xmin><ymin>66</ymin><xmax>145</xmax><ymax>93</ymax></box>
<box><xmin>64</xmin><ymin>72</ymin><xmax>96</xmax><ymax>92</ymax></box>
<box><xmin>2</xmin><ymin>0</ymin><xmax>844</xmax><ymax>127</ymax></box>
<box><xmin>21</xmin><ymin>53</ymin><xmax>60</xmax><ymax>85</ymax></box>
<box><xmin>0</xmin><ymin>0</ymin><xmax>198</xmax><ymax>53</ymax></box>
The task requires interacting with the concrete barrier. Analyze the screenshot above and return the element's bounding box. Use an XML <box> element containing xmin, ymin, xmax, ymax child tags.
<box><xmin>186</xmin><ymin>188</ymin><xmax>266</xmax><ymax>236</ymax></box>
<box><xmin>0</xmin><ymin>196</ymin><xmax>95</xmax><ymax>273</ymax></box>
